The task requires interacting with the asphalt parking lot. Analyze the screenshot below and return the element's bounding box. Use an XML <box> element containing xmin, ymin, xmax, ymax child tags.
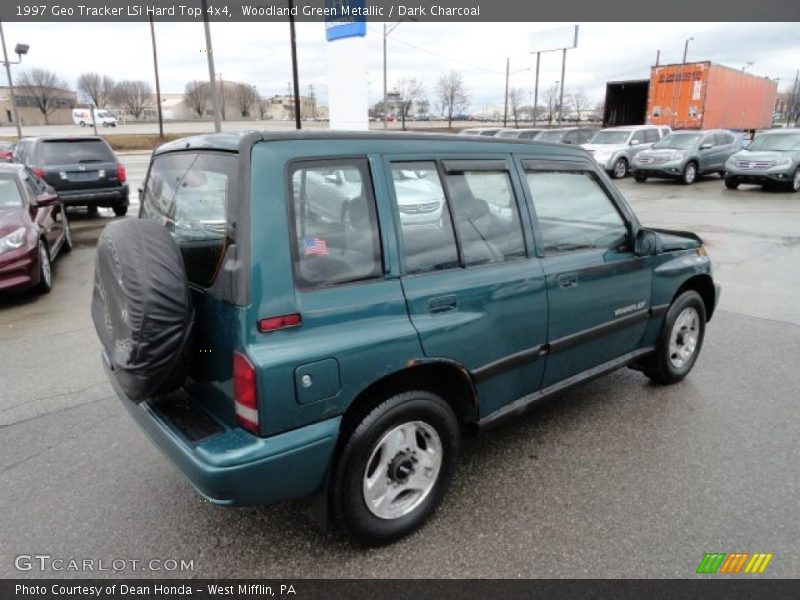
<box><xmin>1</xmin><ymin>155</ymin><xmax>798</xmax><ymax>578</ymax></box>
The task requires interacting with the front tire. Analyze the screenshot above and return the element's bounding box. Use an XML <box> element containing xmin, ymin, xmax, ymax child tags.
<box><xmin>644</xmin><ymin>290</ymin><xmax>706</xmax><ymax>385</ymax></box>
<box><xmin>634</xmin><ymin>172</ymin><xmax>648</xmax><ymax>183</ymax></box>
<box><xmin>611</xmin><ymin>158</ymin><xmax>628</xmax><ymax>179</ymax></box>
<box><xmin>332</xmin><ymin>391</ymin><xmax>460</xmax><ymax>545</ymax></box>
<box><xmin>788</xmin><ymin>168</ymin><xmax>800</xmax><ymax>193</ymax></box>
<box><xmin>35</xmin><ymin>240</ymin><xmax>53</xmax><ymax>294</ymax></box>
<box><xmin>681</xmin><ymin>162</ymin><xmax>697</xmax><ymax>185</ymax></box>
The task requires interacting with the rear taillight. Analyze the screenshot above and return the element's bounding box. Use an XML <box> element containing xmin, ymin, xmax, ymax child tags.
<box><xmin>116</xmin><ymin>164</ymin><xmax>127</xmax><ymax>183</ymax></box>
<box><xmin>31</xmin><ymin>167</ymin><xmax>45</xmax><ymax>179</ymax></box>
<box><xmin>233</xmin><ymin>352</ymin><xmax>258</xmax><ymax>434</ymax></box>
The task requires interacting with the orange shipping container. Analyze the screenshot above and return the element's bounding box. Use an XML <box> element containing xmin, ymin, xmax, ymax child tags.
<box><xmin>647</xmin><ymin>62</ymin><xmax>777</xmax><ymax>130</ymax></box>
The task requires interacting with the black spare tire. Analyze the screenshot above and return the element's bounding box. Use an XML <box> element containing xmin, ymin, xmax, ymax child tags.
<box><xmin>92</xmin><ymin>219</ymin><xmax>194</xmax><ymax>403</ymax></box>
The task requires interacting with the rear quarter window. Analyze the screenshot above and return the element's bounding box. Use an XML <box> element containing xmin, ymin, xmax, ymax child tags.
<box><xmin>140</xmin><ymin>151</ymin><xmax>236</xmax><ymax>287</ymax></box>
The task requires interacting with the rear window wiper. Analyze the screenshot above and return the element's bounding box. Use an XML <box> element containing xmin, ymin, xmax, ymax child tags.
<box><xmin>78</xmin><ymin>159</ymin><xmax>105</xmax><ymax>164</ymax></box>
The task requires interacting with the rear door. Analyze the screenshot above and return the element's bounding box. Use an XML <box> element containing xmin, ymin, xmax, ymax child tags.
<box><xmin>389</xmin><ymin>155</ymin><xmax>548</xmax><ymax>417</ymax></box>
<box><xmin>36</xmin><ymin>139</ymin><xmax>121</xmax><ymax>193</ymax></box>
<box><xmin>520</xmin><ymin>158</ymin><xmax>652</xmax><ymax>387</ymax></box>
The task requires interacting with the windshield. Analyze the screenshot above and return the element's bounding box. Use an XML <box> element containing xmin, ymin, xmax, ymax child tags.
<box><xmin>0</xmin><ymin>175</ymin><xmax>23</xmax><ymax>209</ymax></box>
<box><xmin>590</xmin><ymin>130</ymin><xmax>631</xmax><ymax>144</ymax></box>
<box><xmin>746</xmin><ymin>133</ymin><xmax>800</xmax><ymax>152</ymax></box>
<box><xmin>536</xmin><ymin>130</ymin><xmax>567</xmax><ymax>142</ymax></box>
<box><xmin>41</xmin><ymin>139</ymin><xmax>116</xmax><ymax>165</ymax></box>
<box><xmin>495</xmin><ymin>130</ymin><xmax>521</xmax><ymax>138</ymax></box>
<box><xmin>653</xmin><ymin>133</ymin><xmax>702</xmax><ymax>150</ymax></box>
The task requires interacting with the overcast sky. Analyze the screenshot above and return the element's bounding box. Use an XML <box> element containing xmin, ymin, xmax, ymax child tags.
<box><xmin>2</xmin><ymin>21</ymin><xmax>798</xmax><ymax>111</ymax></box>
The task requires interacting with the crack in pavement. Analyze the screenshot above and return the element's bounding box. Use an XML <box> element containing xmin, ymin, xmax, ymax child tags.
<box><xmin>0</xmin><ymin>413</ymin><xmax>116</xmax><ymax>476</ymax></box>
<box><xmin>0</xmin><ymin>395</ymin><xmax>114</xmax><ymax>431</ymax></box>
<box><xmin>0</xmin><ymin>381</ymin><xmax>110</xmax><ymax>415</ymax></box>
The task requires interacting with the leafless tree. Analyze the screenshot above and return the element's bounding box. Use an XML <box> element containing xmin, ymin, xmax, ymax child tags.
<box><xmin>508</xmin><ymin>87</ymin><xmax>524</xmax><ymax>127</ymax></box>
<box><xmin>218</xmin><ymin>80</ymin><xmax>231</xmax><ymax>120</ymax></box>
<box><xmin>417</xmin><ymin>98</ymin><xmax>430</xmax><ymax>118</ymax></box>
<box><xmin>15</xmin><ymin>69</ymin><xmax>71</xmax><ymax>124</ymax></box>
<box><xmin>77</xmin><ymin>72</ymin><xmax>115</xmax><ymax>108</ymax></box>
<box><xmin>234</xmin><ymin>83</ymin><xmax>259</xmax><ymax>118</ymax></box>
<box><xmin>112</xmin><ymin>80</ymin><xmax>152</xmax><ymax>119</ymax></box>
<box><xmin>543</xmin><ymin>84</ymin><xmax>561</xmax><ymax>127</ymax></box>
<box><xmin>568</xmin><ymin>90</ymin><xmax>590</xmax><ymax>122</ymax></box>
<box><xmin>184</xmin><ymin>81</ymin><xmax>210</xmax><ymax>118</ymax></box>
<box><xmin>396</xmin><ymin>77</ymin><xmax>424</xmax><ymax>131</ymax></box>
<box><xmin>437</xmin><ymin>71</ymin><xmax>469</xmax><ymax>128</ymax></box>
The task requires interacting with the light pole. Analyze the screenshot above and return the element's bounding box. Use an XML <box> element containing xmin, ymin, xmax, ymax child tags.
<box><xmin>682</xmin><ymin>37</ymin><xmax>693</xmax><ymax>64</ymax></box>
<box><xmin>200</xmin><ymin>0</ymin><xmax>221</xmax><ymax>132</ymax></box>
<box><xmin>383</xmin><ymin>19</ymin><xmax>414</xmax><ymax>130</ymax></box>
<box><xmin>0</xmin><ymin>22</ymin><xmax>28</xmax><ymax>140</ymax></box>
<box><xmin>149</xmin><ymin>16</ymin><xmax>164</xmax><ymax>139</ymax></box>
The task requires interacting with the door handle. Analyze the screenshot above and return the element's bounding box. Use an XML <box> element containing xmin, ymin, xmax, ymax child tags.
<box><xmin>557</xmin><ymin>273</ymin><xmax>579</xmax><ymax>289</ymax></box>
<box><xmin>428</xmin><ymin>295</ymin><xmax>458</xmax><ymax>314</ymax></box>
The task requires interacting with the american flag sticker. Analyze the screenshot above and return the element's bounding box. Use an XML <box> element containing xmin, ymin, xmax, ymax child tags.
<box><xmin>303</xmin><ymin>237</ymin><xmax>328</xmax><ymax>256</ymax></box>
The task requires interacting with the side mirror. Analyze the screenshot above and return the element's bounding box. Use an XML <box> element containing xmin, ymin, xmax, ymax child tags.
<box><xmin>33</xmin><ymin>193</ymin><xmax>59</xmax><ymax>208</ymax></box>
<box><xmin>634</xmin><ymin>228</ymin><xmax>657</xmax><ymax>256</ymax></box>
<box><xmin>325</xmin><ymin>172</ymin><xmax>342</xmax><ymax>185</ymax></box>
<box><xmin>45</xmin><ymin>184</ymin><xmax>56</xmax><ymax>195</ymax></box>
<box><xmin>630</xmin><ymin>139</ymin><xmax>640</xmax><ymax>146</ymax></box>
<box><xmin>699</xmin><ymin>143</ymin><xmax>713</xmax><ymax>150</ymax></box>
<box><xmin>138</xmin><ymin>187</ymin><xmax>144</xmax><ymax>203</ymax></box>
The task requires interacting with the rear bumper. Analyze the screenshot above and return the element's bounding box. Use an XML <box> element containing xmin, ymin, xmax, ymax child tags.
<box><xmin>105</xmin><ymin>360</ymin><xmax>340</xmax><ymax>506</ymax></box>
<box><xmin>57</xmin><ymin>185</ymin><xmax>129</xmax><ymax>206</ymax></box>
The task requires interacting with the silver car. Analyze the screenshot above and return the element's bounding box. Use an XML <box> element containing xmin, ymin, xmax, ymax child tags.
<box><xmin>632</xmin><ymin>130</ymin><xmax>741</xmax><ymax>185</ymax></box>
<box><xmin>582</xmin><ymin>125</ymin><xmax>670</xmax><ymax>179</ymax></box>
<box><xmin>723</xmin><ymin>129</ymin><xmax>800</xmax><ymax>192</ymax></box>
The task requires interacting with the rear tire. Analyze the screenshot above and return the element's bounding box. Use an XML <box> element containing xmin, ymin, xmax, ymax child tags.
<box><xmin>112</xmin><ymin>204</ymin><xmax>128</xmax><ymax>217</ymax></box>
<box><xmin>332</xmin><ymin>390</ymin><xmax>460</xmax><ymax>546</ymax></box>
<box><xmin>634</xmin><ymin>172</ymin><xmax>648</xmax><ymax>183</ymax></box>
<box><xmin>61</xmin><ymin>216</ymin><xmax>73</xmax><ymax>252</ymax></box>
<box><xmin>644</xmin><ymin>290</ymin><xmax>706</xmax><ymax>385</ymax></box>
<box><xmin>86</xmin><ymin>205</ymin><xmax>99</xmax><ymax>217</ymax></box>
<box><xmin>724</xmin><ymin>177</ymin><xmax>739</xmax><ymax>190</ymax></box>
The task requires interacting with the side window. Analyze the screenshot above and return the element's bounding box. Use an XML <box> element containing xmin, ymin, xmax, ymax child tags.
<box><xmin>525</xmin><ymin>170</ymin><xmax>628</xmax><ymax>253</ymax></box>
<box><xmin>141</xmin><ymin>151</ymin><xmax>235</xmax><ymax>287</ymax></box>
<box><xmin>445</xmin><ymin>166</ymin><xmax>526</xmax><ymax>266</ymax></box>
<box><xmin>631</xmin><ymin>130</ymin><xmax>645</xmax><ymax>144</ymax></box>
<box><xmin>290</xmin><ymin>159</ymin><xmax>382</xmax><ymax>289</ymax></box>
<box><xmin>715</xmin><ymin>132</ymin><xmax>732</xmax><ymax>146</ymax></box>
<box><xmin>13</xmin><ymin>141</ymin><xmax>27</xmax><ymax>163</ymax></box>
<box><xmin>22</xmin><ymin>175</ymin><xmax>41</xmax><ymax>199</ymax></box>
<box><xmin>389</xmin><ymin>162</ymin><xmax>458</xmax><ymax>275</ymax></box>
<box><xmin>702</xmin><ymin>134</ymin><xmax>715</xmax><ymax>147</ymax></box>
<box><xmin>643</xmin><ymin>129</ymin><xmax>659</xmax><ymax>143</ymax></box>
<box><xmin>563</xmin><ymin>131</ymin><xmax>579</xmax><ymax>144</ymax></box>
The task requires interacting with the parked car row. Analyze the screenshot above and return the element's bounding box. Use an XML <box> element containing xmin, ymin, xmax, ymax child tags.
<box><xmin>460</xmin><ymin>125</ymin><xmax>800</xmax><ymax>192</ymax></box>
<box><xmin>0</xmin><ymin>135</ymin><xmax>130</xmax><ymax>296</ymax></box>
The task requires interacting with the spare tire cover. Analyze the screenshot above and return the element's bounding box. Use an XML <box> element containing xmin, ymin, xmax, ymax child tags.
<box><xmin>92</xmin><ymin>219</ymin><xmax>193</xmax><ymax>403</ymax></box>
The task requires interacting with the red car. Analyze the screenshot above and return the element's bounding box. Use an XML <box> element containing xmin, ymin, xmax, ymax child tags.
<box><xmin>0</xmin><ymin>141</ymin><xmax>13</xmax><ymax>162</ymax></box>
<box><xmin>0</xmin><ymin>163</ymin><xmax>71</xmax><ymax>294</ymax></box>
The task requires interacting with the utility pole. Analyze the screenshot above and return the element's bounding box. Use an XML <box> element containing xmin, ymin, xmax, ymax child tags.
<box><xmin>288</xmin><ymin>0</ymin><xmax>301</xmax><ymax>130</ymax></box>
<box><xmin>200</xmin><ymin>0</ymin><xmax>221</xmax><ymax>132</ymax></box>
<box><xmin>655</xmin><ymin>49</ymin><xmax>660</xmax><ymax>66</ymax></box>
<box><xmin>149</xmin><ymin>15</ymin><xmax>164</xmax><ymax>139</ymax></box>
<box><xmin>558</xmin><ymin>48</ymin><xmax>567</xmax><ymax>125</ymax></box>
<box><xmin>682</xmin><ymin>37</ymin><xmax>693</xmax><ymax>64</ymax></box>
<box><xmin>0</xmin><ymin>21</ymin><xmax>23</xmax><ymax>140</ymax></box>
<box><xmin>503</xmin><ymin>57</ymin><xmax>509</xmax><ymax>127</ymax></box>
<box><xmin>532</xmin><ymin>52</ymin><xmax>540</xmax><ymax>127</ymax></box>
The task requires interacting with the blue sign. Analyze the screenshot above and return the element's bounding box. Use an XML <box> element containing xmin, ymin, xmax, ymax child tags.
<box><xmin>325</xmin><ymin>0</ymin><xmax>367</xmax><ymax>42</ymax></box>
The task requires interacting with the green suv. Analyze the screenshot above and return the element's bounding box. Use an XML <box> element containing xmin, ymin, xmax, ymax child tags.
<box><xmin>92</xmin><ymin>132</ymin><xmax>719</xmax><ymax>545</ymax></box>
